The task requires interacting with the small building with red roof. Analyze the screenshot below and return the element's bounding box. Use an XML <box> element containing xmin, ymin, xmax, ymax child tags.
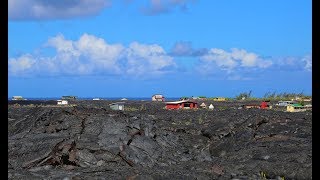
<box><xmin>165</xmin><ymin>100</ymin><xmax>198</xmax><ymax>110</ymax></box>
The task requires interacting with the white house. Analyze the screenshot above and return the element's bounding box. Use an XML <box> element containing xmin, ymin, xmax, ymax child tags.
<box><xmin>200</xmin><ymin>102</ymin><xmax>207</xmax><ymax>108</ymax></box>
<box><xmin>152</xmin><ymin>94</ymin><xmax>165</xmax><ymax>101</ymax></box>
<box><xmin>209</xmin><ymin>104</ymin><xmax>214</xmax><ymax>110</ymax></box>
<box><xmin>57</xmin><ymin>100</ymin><xmax>68</xmax><ymax>105</ymax></box>
<box><xmin>110</xmin><ymin>102</ymin><xmax>125</xmax><ymax>111</ymax></box>
<box><xmin>12</xmin><ymin>96</ymin><xmax>26</xmax><ymax>100</ymax></box>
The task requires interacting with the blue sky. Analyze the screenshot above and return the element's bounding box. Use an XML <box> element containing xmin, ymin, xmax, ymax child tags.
<box><xmin>8</xmin><ymin>0</ymin><xmax>312</xmax><ymax>98</ymax></box>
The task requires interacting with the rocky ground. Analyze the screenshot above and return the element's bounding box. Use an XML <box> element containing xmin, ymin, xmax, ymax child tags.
<box><xmin>8</xmin><ymin>100</ymin><xmax>312</xmax><ymax>179</ymax></box>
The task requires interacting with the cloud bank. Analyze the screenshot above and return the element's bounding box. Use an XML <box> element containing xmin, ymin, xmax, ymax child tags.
<box><xmin>8</xmin><ymin>34</ymin><xmax>311</xmax><ymax>80</ymax></box>
<box><xmin>8</xmin><ymin>0</ymin><xmax>197</xmax><ymax>20</ymax></box>
<box><xmin>9</xmin><ymin>0</ymin><xmax>111</xmax><ymax>20</ymax></box>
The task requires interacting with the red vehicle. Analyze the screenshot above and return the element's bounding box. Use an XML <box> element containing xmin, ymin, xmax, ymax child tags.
<box><xmin>260</xmin><ymin>101</ymin><xmax>270</xmax><ymax>109</ymax></box>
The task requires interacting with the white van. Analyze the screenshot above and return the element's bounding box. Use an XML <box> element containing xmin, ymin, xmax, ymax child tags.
<box><xmin>276</xmin><ymin>101</ymin><xmax>296</xmax><ymax>106</ymax></box>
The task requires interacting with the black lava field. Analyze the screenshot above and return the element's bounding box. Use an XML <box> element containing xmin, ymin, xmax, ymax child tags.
<box><xmin>8</xmin><ymin>100</ymin><xmax>312</xmax><ymax>179</ymax></box>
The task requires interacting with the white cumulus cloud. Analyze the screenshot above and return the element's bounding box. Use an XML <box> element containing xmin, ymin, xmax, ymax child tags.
<box><xmin>44</xmin><ymin>33</ymin><xmax>124</xmax><ymax>75</ymax></box>
<box><xmin>196</xmin><ymin>48</ymin><xmax>275</xmax><ymax>80</ymax></box>
<box><xmin>125</xmin><ymin>42</ymin><xmax>176</xmax><ymax>77</ymax></box>
<box><xmin>9</xmin><ymin>54</ymin><xmax>36</xmax><ymax>74</ymax></box>
<box><xmin>302</xmin><ymin>55</ymin><xmax>312</xmax><ymax>71</ymax></box>
<box><xmin>75</xmin><ymin>34</ymin><xmax>125</xmax><ymax>70</ymax></box>
<box><xmin>200</xmin><ymin>48</ymin><xmax>273</xmax><ymax>71</ymax></box>
<box><xmin>270</xmin><ymin>55</ymin><xmax>312</xmax><ymax>71</ymax></box>
<box><xmin>8</xmin><ymin>33</ymin><xmax>176</xmax><ymax>78</ymax></box>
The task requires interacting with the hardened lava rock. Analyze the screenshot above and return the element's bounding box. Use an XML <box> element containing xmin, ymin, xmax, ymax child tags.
<box><xmin>8</xmin><ymin>100</ymin><xmax>312</xmax><ymax>179</ymax></box>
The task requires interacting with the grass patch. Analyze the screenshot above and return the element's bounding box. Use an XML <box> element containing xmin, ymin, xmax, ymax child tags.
<box><xmin>125</xmin><ymin>107</ymin><xmax>139</xmax><ymax>111</ymax></box>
